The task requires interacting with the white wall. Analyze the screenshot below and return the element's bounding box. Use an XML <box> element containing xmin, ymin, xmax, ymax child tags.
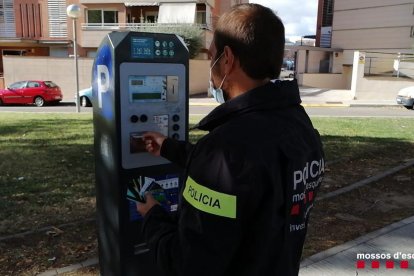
<box><xmin>332</xmin><ymin>27</ymin><xmax>414</xmax><ymax>51</ymax></box>
<box><xmin>296</xmin><ymin>49</ymin><xmax>331</xmax><ymax>74</ymax></box>
<box><xmin>3</xmin><ymin>56</ymin><xmax>209</xmax><ymax>100</ymax></box>
<box><xmin>3</xmin><ymin>56</ymin><xmax>94</xmax><ymax>101</ymax></box>
<box><xmin>355</xmin><ymin>76</ymin><xmax>414</xmax><ymax>100</ymax></box>
<box><xmin>189</xmin><ymin>59</ymin><xmax>209</xmax><ymax>95</ymax></box>
<box><xmin>296</xmin><ymin>50</ymin><xmax>307</xmax><ymax>73</ymax></box>
<box><xmin>332</xmin><ymin>52</ymin><xmax>344</xmax><ymax>73</ymax></box>
<box><xmin>334</xmin><ymin>0</ymin><xmax>412</xmax><ymax>10</ymax></box>
<box><xmin>308</xmin><ymin>51</ymin><xmax>329</xmax><ymax>73</ymax></box>
<box><xmin>333</xmin><ymin>4</ymin><xmax>413</xmax><ymax>29</ymax></box>
<box><xmin>299</xmin><ymin>73</ymin><xmax>347</xmax><ymax>89</ymax></box>
<box><xmin>332</xmin><ymin>1</ymin><xmax>414</xmax><ymax>53</ymax></box>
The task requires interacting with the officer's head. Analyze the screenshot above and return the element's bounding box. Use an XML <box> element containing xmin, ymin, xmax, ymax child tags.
<box><xmin>209</xmin><ymin>3</ymin><xmax>285</xmax><ymax>101</ymax></box>
<box><xmin>212</xmin><ymin>4</ymin><xmax>285</xmax><ymax>80</ymax></box>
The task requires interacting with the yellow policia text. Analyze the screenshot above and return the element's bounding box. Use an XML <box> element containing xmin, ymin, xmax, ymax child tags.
<box><xmin>183</xmin><ymin>177</ymin><xmax>237</xmax><ymax>219</ymax></box>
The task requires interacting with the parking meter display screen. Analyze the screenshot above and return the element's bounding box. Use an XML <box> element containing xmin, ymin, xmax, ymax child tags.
<box><xmin>128</xmin><ymin>76</ymin><xmax>166</xmax><ymax>102</ymax></box>
<box><xmin>131</xmin><ymin>37</ymin><xmax>154</xmax><ymax>59</ymax></box>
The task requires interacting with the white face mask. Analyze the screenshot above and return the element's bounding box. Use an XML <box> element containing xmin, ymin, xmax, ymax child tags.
<box><xmin>208</xmin><ymin>53</ymin><xmax>227</xmax><ymax>104</ymax></box>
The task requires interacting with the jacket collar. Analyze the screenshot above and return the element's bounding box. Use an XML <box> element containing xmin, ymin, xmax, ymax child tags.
<box><xmin>196</xmin><ymin>79</ymin><xmax>302</xmax><ymax>131</ymax></box>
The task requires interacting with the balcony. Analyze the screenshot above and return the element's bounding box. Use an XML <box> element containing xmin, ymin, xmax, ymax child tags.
<box><xmin>82</xmin><ymin>22</ymin><xmax>210</xmax><ymax>31</ymax></box>
<box><xmin>80</xmin><ymin>22</ymin><xmax>212</xmax><ymax>50</ymax></box>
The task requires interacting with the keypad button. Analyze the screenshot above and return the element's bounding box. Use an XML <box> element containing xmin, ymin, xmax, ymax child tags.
<box><xmin>130</xmin><ymin>115</ymin><xmax>139</xmax><ymax>123</ymax></box>
<box><xmin>172</xmin><ymin>115</ymin><xmax>180</xmax><ymax>122</ymax></box>
<box><xmin>140</xmin><ymin>115</ymin><xmax>148</xmax><ymax>122</ymax></box>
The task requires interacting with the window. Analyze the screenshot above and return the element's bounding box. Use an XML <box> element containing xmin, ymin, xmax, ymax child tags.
<box><xmin>0</xmin><ymin>0</ymin><xmax>16</xmax><ymax>37</ymax></box>
<box><xmin>87</xmin><ymin>9</ymin><xmax>118</xmax><ymax>24</ymax></box>
<box><xmin>322</xmin><ymin>0</ymin><xmax>334</xmax><ymax>27</ymax></box>
<box><xmin>27</xmin><ymin>81</ymin><xmax>40</xmax><ymax>88</ymax></box>
<box><xmin>146</xmin><ymin>15</ymin><xmax>156</xmax><ymax>23</ymax></box>
<box><xmin>104</xmin><ymin>11</ymin><xmax>117</xmax><ymax>23</ymax></box>
<box><xmin>2</xmin><ymin>49</ymin><xmax>26</xmax><ymax>55</ymax></box>
<box><xmin>0</xmin><ymin>4</ymin><xmax>4</xmax><ymax>23</ymax></box>
<box><xmin>44</xmin><ymin>81</ymin><xmax>58</xmax><ymax>88</ymax></box>
<box><xmin>87</xmin><ymin>10</ymin><xmax>101</xmax><ymax>23</ymax></box>
<box><xmin>9</xmin><ymin>81</ymin><xmax>26</xmax><ymax>89</ymax></box>
<box><xmin>86</xmin><ymin>50</ymin><xmax>97</xmax><ymax>58</ymax></box>
<box><xmin>48</xmin><ymin>0</ymin><xmax>67</xmax><ymax>38</ymax></box>
<box><xmin>196</xmin><ymin>11</ymin><xmax>206</xmax><ymax>25</ymax></box>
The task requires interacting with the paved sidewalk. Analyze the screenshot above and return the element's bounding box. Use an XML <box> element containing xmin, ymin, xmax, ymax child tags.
<box><xmin>300</xmin><ymin>216</ymin><xmax>414</xmax><ymax>276</ymax></box>
<box><xmin>190</xmin><ymin>87</ymin><xmax>399</xmax><ymax>107</ymax></box>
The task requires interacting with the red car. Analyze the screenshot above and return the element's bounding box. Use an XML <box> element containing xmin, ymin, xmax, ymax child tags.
<box><xmin>0</xmin><ymin>80</ymin><xmax>63</xmax><ymax>107</ymax></box>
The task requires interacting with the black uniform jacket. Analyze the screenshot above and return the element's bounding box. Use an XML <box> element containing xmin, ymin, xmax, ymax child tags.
<box><xmin>142</xmin><ymin>80</ymin><xmax>325</xmax><ymax>276</ymax></box>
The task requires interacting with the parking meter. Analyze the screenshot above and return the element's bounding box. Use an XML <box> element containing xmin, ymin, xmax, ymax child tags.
<box><xmin>92</xmin><ymin>31</ymin><xmax>188</xmax><ymax>275</ymax></box>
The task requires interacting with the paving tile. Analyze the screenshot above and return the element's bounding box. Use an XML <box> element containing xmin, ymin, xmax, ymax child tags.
<box><xmin>300</xmin><ymin>216</ymin><xmax>414</xmax><ymax>276</ymax></box>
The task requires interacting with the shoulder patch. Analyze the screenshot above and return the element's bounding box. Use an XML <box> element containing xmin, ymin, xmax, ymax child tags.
<box><xmin>183</xmin><ymin>177</ymin><xmax>237</xmax><ymax>219</ymax></box>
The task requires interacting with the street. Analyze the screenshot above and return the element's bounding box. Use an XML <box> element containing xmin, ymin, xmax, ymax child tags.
<box><xmin>0</xmin><ymin>103</ymin><xmax>412</xmax><ymax>117</ymax></box>
<box><xmin>306</xmin><ymin>106</ymin><xmax>413</xmax><ymax>118</ymax></box>
<box><xmin>190</xmin><ymin>105</ymin><xmax>413</xmax><ymax>118</ymax></box>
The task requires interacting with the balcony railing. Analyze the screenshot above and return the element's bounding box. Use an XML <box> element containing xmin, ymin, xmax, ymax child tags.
<box><xmin>81</xmin><ymin>22</ymin><xmax>211</xmax><ymax>31</ymax></box>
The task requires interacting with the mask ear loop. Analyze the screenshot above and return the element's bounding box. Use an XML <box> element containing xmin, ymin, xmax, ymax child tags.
<box><xmin>218</xmin><ymin>74</ymin><xmax>227</xmax><ymax>89</ymax></box>
<box><xmin>210</xmin><ymin>52</ymin><xmax>225</xmax><ymax>88</ymax></box>
<box><xmin>211</xmin><ymin>52</ymin><xmax>224</xmax><ymax>69</ymax></box>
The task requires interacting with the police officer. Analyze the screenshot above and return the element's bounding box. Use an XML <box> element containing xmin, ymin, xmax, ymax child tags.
<box><xmin>138</xmin><ymin>3</ymin><xmax>324</xmax><ymax>276</ymax></box>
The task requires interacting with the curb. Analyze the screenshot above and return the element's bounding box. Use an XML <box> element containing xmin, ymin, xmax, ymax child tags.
<box><xmin>349</xmin><ymin>103</ymin><xmax>400</xmax><ymax>108</ymax></box>
<box><xmin>188</xmin><ymin>101</ymin><xmax>400</xmax><ymax>108</ymax></box>
<box><xmin>301</xmin><ymin>103</ymin><xmax>350</xmax><ymax>107</ymax></box>
<box><xmin>317</xmin><ymin>158</ymin><xmax>414</xmax><ymax>201</ymax></box>
<box><xmin>188</xmin><ymin>100</ymin><xmax>351</xmax><ymax>107</ymax></box>
<box><xmin>188</xmin><ymin>102</ymin><xmax>351</xmax><ymax>107</ymax></box>
<box><xmin>37</xmin><ymin>257</ymin><xmax>99</xmax><ymax>276</ymax></box>
<box><xmin>189</xmin><ymin>102</ymin><xmax>219</xmax><ymax>107</ymax></box>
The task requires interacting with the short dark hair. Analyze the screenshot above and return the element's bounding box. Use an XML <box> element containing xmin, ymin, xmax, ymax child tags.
<box><xmin>214</xmin><ymin>3</ymin><xmax>285</xmax><ymax>80</ymax></box>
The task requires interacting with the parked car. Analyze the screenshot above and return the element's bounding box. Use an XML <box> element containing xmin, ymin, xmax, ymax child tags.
<box><xmin>77</xmin><ymin>87</ymin><xmax>92</xmax><ymax>107</ymax></box>
<box><xmin>396</xmin><ymin>86</ymin><xmax>414</xmax><ymax>109</ymax></box>
<box><xmin>0</xmin><ymin>80</ymin><xmax>62</xmax><ymax>107</ymax></box>
<box><xmin>279</xmin><ymin>68</ymin><xmax>295</xmax><ymax>79</ymax></box>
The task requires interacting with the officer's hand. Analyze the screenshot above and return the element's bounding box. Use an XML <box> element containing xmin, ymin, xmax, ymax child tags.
<box><xmin>142</xmin><ymin>132</ymin><xmax>166</xmax><ymax>156</ymax></box>
<box><xmin>136</xmin><ymin>192</ymin><xmax>159</xmax><ymax>217</ymax></box>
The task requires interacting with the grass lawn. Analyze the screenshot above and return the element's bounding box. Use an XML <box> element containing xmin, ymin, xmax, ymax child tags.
<box><xmin>0</xmin><ymin>113</ymin><xmax>95</xmax><ymax>235</ymax></box>
<box><xmin>0</xmin><ymin>113</ymin><xmax>413</xmax><ymax>235</ymax></box>
<box><xmin>0</xmin><ymin>112</ymin><xmax>413</xmax><ymax>274</ymax></box>
<box><xmin>312</xmin><ymin>117</ymin><xmax>414</xmax><ymax>161</ymax></box>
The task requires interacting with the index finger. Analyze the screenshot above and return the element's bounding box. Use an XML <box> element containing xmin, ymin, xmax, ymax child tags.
<box><xmin>142</xmin><ymin>131</ymin><xmax>157</xmax><ymax>139</ymax></box>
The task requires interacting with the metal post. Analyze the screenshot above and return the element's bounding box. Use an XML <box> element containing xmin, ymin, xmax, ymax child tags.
<box><xmin>369</xmin><ymin>58</ymin><xmax>372</xmax><ymax>76</ymax></box>
<box><xmin>397</xmin><ymin>52</ymin><xmax>401</xmax><ymax>78</ymax></box>
<box><xmin>73</xmin><ymin>18</ymin><xmax>80</xmax><ymax>113</ymax></box>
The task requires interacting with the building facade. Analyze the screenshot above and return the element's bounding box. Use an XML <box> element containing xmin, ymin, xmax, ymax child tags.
<box><xmin>299</xmin><ymin>0</ymin><xmax>414</xmax><ymax>96</ymax></box>
<box><xmin>316</xmin><ymin>0</ymin><xmax>414</xmax><ymax>64</ymax></box>
<box><xmin>315</xmin><ymin>0</ymin><xmax>333</xmax><ymax>48</ymax></box>
<box><xmin>0</xmin><ymin>0</ymin><xmax>74</xmax><ymax>74</ymax></box>
<box><xmin>0</xmin><ymin>0</ymin><xmax>248</xmax><ymax>76</ymax></box>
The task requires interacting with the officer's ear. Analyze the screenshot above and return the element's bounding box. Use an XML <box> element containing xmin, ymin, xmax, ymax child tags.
<box><xmin>223</xmin><ymin>46</ymin><xmax>236</xmax><ymax>75</ymax></box>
